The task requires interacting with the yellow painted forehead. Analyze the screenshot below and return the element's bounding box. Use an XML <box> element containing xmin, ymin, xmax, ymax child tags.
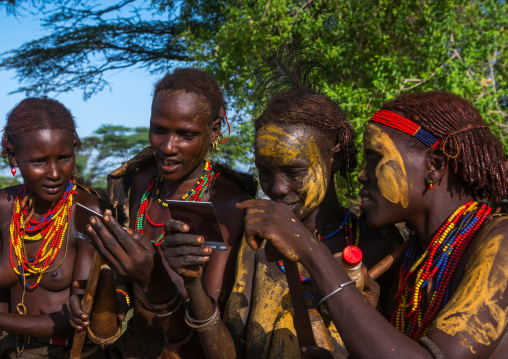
<box><xmin>364</xmin><ymin>123</ymin><xmax>396</xmax><ymax>151</ymax></box>
<box><xmin>256</xmin><ymin>123</ymin><xmax>322</xmax><ymax>162</ymax></box>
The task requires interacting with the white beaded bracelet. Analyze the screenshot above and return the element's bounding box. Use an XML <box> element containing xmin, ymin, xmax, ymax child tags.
<box><xmin>318</xmin><ymin>280</ymin><xmax>356</xmax><ymax>305</ymax></box>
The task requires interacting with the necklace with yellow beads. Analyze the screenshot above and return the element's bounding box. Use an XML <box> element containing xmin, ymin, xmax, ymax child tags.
<box><xmin>9</xmin><ymin>180</ymin><xmax>75</xmax><ymax>290</ymax></box>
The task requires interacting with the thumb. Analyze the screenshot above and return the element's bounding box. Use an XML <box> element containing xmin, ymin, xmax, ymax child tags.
<box><xmin>72</xmin><ymin>279</ymin><xmax>87</xmax><ymax>290</ymax></box>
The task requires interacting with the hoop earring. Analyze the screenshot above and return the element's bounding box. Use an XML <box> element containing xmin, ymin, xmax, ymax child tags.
<box><xmin>11</xmin><ymin>167</ymin><xmax>16</xmax><ymax>176</ymax></box>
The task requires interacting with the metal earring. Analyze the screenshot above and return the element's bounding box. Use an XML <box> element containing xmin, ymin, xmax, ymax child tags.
<box><xmin>212</xmin><ymin>131</ymin><xmax>222</xmax><ymax>149</ymax></box>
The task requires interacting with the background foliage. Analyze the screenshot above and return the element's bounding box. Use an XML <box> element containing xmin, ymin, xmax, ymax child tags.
<box><xmin>1</xmin><ymin>0</ymin><xmax>507</xmax><ymax>199</ymax></box>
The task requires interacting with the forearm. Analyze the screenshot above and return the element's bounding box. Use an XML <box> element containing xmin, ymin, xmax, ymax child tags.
<box><xmin>143</xmin><ymin>252</ymin><xmax>176</xmax><ymax>304</ymax></box>
<box><xmin>303</xmin><ymin>243</ymin><xmax>432</xmax><ymax>359</ymax></box>
<box><xmin>185</xmin><ymin>280</ymin><xmax>241</xmax><ymax>359</ymax></box>
<box><xmin>0</xmin><ymin>311</ymin><xmax>73</xmax><ymax>338</ymax></box>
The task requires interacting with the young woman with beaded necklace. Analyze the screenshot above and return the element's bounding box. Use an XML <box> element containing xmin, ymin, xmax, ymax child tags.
<box><xmin>71</xmin><ymin>69</ymin><xmax>255</xmax><ymax>358</ymax></box>
<box><xmin>241</xmin><ymin>92</ymin><xmax>508</xmax><ymax>358</ymax></box>
<box><xmin>0</xmin><ymin>98</ymin><xmax>106</xmax><ymax>358</ymax></box>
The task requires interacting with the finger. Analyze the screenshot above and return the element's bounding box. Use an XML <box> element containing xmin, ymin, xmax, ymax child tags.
<box><xmin>168</xmin><ymin>245</ymin><xmax>212</xmax><ymax>258</ymax></box>
<box><xmin>100</xmin><ymin>212</ymin><xmax>141</xmax><ymax>254</ymax></box>
<box><xmin>127</xmin><ymin>230</ymin><xmax>156</xmax><ymax>254</ymax></box>
<box><xmin>243</xmin><ymin>226</ymin><xmax>263</xmax><ymax>251</ymax></box>
<box><xmin>69</xmin><ymin>295</ymin><xmax>89</xmax><ymax>329</ymax></box>
<box><xmin>116</xmin><ymin>299</ymin><xmax>129</xmax><ymax>323</ymax></box>
<box><xmin>164</xmin><ymin>219</ymin><xmax>190</xmax><ymax>235</ymax></box>
<box><xmin>86</xmin><ymin>223</ymin><xmax>123</xmax><ymax>272</ymax></box>
<box><xmin>72</xmin><ymin>280</ymin><xmax>87</xmax><ymax>290</ymax></box>
<box><xmin>235</xmin><ymin>199</ymin><xmax>270</xmax><ymax>211</ymax></box>
<box><xmin>169</xmin><ymin>255</ymin><xmax>210</xmax><ymax>268</ymax></box>
<box><xmin>163</xmin><ymin>233</ymin><xmax>206</xmax><ymax>249</ymax></box>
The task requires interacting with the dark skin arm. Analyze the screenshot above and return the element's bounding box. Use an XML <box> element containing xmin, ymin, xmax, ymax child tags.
<box><xmin>159</xmin><ymin>175</ymin><xmax>251</xmax><ymax>356</ymax></box>
<box><xmin>162</xmin><ymin>220</ymin><xmax>241</xmax><ymax>359</ymax></box>
<box><xmin>239</xmin><ymin>199</ymin><xmax>508</xmax><ymax>359</ymax></box>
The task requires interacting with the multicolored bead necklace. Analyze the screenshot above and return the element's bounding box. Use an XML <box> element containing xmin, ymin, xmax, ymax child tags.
<box><xmin>10</xmin><ymin>180</ymin><xmax>76</xmax><ymax>290</ymax></box>
<box><xmin>277</xmin><ymin>208</ymin><xmax>360</xmax><ymax>298</ymax></box>
<box><xmin>391</xmin><ymin>201</ymin><xmax>491</xmax><ymax>340</ymax></box>
<box><xmin>135</xmin><ymin>160</ymin><xmax>219</xmax><ymax>246</ymax></box>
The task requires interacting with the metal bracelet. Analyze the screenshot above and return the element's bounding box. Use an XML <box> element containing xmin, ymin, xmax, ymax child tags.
<box><xmin>318</xmin><ymin>280</ymin><xmax>356</xmax><ymax>306</ymax></box>
<box><xmin>140</xmin><ymin>281</ymin><xmax>181</xmax><ymax>314</ymax></box>
<box><xmin>184</xmin><ymin>297</ymin><xmax>221</xmax><ymax>332</ymax></box>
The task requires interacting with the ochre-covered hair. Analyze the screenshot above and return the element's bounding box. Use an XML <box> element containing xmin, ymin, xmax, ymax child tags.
<box><xmin>2</xmin><ymin>97</ymin><xmax>81</xmax><ymax>162</ymax></box>
<box><xmin>153</xmin><ymin>68</ymin><xmax>226</xmax><ymax>124</ymax></box>
<box><xmin>381</xmin><ymin>92</ymin><xmax>507</xmax><ymax>201</ymax></box>
<box><xmin>253</xmin><ymin>43</ymin><xmax>357</xmax><ymax>191</ymax></box>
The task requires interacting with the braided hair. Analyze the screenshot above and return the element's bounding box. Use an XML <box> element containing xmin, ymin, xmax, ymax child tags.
<box><xmin>253</xmin><ymin>43</ymin><xmax>357</xmax><ymax>193</ymax></box>
<box><xmin>381</xmin><ymin>92</ymin><xmax>507</xmax><ymax>201</ymax></box>
<box><xmin>2</xmin><ymin>98</ymin><xmax>81</xmax><ymax>165</ymax></box>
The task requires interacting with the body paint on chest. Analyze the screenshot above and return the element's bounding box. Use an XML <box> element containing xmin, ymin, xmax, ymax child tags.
<box><xmin>433</xmin><ymin>218</ymin><xmax>508</xmax><ymax>353</ymax></box>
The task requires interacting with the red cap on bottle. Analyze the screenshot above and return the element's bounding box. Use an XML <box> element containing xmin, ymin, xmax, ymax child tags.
<box><xmin>342</xmin><ymin>245</ymin><xmax>363</xmax><ymax>266</ymax></box>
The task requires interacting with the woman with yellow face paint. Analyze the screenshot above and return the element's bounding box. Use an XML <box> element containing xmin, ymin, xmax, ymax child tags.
<box><xmin>250</xmin><ymin>91</ymin><xmax>508</xmax><ymax>359</ymax></box>
<box><xmin>163</xmin><ymin>43</ymin><xmax>403</xmax><ymax>358</ymax></box>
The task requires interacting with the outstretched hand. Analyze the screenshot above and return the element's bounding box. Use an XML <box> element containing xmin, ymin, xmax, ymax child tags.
<box><xmin>86</xmin><ymin>212</ymin><xmax>156</xmax><ymax>291</ymax></box>
<box><xmin>160</xmin><ymin>219</ymin><xmax>212</xmax><ymax>284</ymax></box>
<box><xmin>236</xmin><ymin>199</ymin><xmax>319</xmax><ymax>264</ymax></box>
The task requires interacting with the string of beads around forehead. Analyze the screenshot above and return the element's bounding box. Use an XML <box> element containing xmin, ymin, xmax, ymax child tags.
<box><xmin>277</xmin><ymin>208</ymin><xmax>360</xmax><ymax>299</ymax></box>
<box><xmin>135</xmin><ymin>160</ymin><xmax>220</xmax><ymax>247</ymax></box>
<box><xmin>369</xmin><ymin>110</ymin><xmax>488</xmax><ymax>158</ymax></box>
<box><xmin>391</xmin><ymin>201</ymin><xmax>491</xmax><ymax>340</ymax></box>
<box><xmin>10</xmin><ymin>180</ymin><xmax>76</xmax><ymax>290</ymax></box>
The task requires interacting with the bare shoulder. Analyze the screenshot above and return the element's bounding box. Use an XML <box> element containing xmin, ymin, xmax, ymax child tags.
<box><xmin>74</xmin><ymin>186</ymin><xmax>107</xmax><ymax>214</ymax></box>
<box><xmin>130</xmin><ymin>164</ymin><xmax>158</xmax><ymax>201</ymax></box>
<box><xmin>212</xmin><ymin>172</ymin><xmax>254</xmax><ymax>210</ymax></box>
<box><xmin>428</xmin><ymin>215</ymin><xmax>508</xmax><ymax>358</ymax></box>
<box><xmin>0</xmin><ymin>185</ymin><xmax>21</xmax><ymax>208</ymax></box>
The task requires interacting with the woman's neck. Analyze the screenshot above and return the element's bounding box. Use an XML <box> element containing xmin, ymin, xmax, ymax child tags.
<box><xmin>158</xmin><ymin>161</ymin><xmax>207</xmax><ymax>199</ymax></box>
<box><xmin>409</xmin><ymin>191</ymin><xmax>475</xmax><ymax>249</ymax></box>
<box><xmin>301</xmin><ymin>185</ymin><xmax>344</xmax><ymax>232</ymax></box>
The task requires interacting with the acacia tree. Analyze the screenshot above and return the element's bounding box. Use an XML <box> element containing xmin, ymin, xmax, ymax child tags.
<box><xmin>76</xmin><ymin>124</ymin><xmax>150</xmax><ymax>188</ymax></box>
<box><xmin>2</xmin><ymin>1</ymin><xmax>507</xmax><ymax>195</ymax></box>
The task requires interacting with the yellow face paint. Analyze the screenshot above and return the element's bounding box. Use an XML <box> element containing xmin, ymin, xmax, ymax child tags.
<box><xmin>433</xmin><ymin>218</ymin><xmax>508</xmax><ymax>354</ymax></box>
<box><xmin>256</xmin><ymin>123</ymin><xmax>328</xmax><ymax>218</ymax></box>
<box><xmin>363</xmin><ymin>124</ymin><xmax>409</xmax><ymax>208</ymax></box>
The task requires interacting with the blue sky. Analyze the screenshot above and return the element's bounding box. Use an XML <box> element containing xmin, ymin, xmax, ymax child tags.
<box><xmin>0</xmin><ymin>7</ymin><xmax>161</xmax><ymax>138</ymax></box>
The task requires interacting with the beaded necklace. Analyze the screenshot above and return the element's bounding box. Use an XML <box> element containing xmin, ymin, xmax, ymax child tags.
<box><xmin>391</xmin><ymin>201</ymin><xmax>491</xmax><ymax>340</ymax></box>
<box><xmin>277</xmin><ymin>208</ymin><xmax>360</xmax><ymax>298</ymax></box>
<box><xmin>9</xmin><ymin>180</ymin><xmax>76</xmax><ymax>290</ymax></box>
<box><xmin>135</xmin><ymin>160</ymin><xmax>219</xmax><ymax>247</ymax></box>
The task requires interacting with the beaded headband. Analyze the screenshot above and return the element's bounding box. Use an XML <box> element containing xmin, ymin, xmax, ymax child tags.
<box><xmin>369</xmin><ymin>110</ymin><xmax>441</xmax><ymax>148</ymax></box>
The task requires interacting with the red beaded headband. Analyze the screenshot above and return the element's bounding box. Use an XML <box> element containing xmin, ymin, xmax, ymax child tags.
<box><xmin>369</xmin><ymin>110</ymin><xmax>441</xmax><ymax>148</ymax></box>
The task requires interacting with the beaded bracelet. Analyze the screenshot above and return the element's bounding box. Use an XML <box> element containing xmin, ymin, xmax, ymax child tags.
<box><xmin>116</xmin><ymin>289</ymin><xmax>130</xmax><ymax>307</ymax></box>
<box><xmin>318</xmin><ymin>280</ymin><xmax>356</xmax><ymax>305</ymax></box>
<box><xmin>184</xmin><ymin>297</ymin><xmax>220</xmax><ymax>332</ymax></box>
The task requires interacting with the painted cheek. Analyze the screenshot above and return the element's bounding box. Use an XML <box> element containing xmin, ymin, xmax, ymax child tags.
<box><xmin>366</xmin><ymin>125</ymin><xmax>409</xmax><ymax>208</ymax></box>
